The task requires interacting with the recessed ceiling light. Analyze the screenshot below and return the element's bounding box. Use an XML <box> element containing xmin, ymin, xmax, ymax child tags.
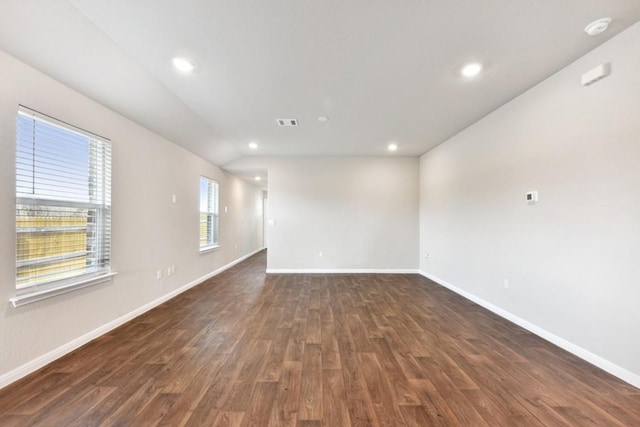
<box><xmin>172</xmin><ymin>57</ymin><xmax>195</xmax><ymax>72</ymax></box>
<box><xmin>387</xmin><ymin>143</ymin><xmax>398</xmax><ymax>152</ymax></box>
<box><xmin>254</xmin><ymin>176</ymin><xmax>262</xmax><ymax>181</ymax></box>
<box><xmin>461</xmin><ymin>63</ymin><xmax>483</xmax><ymax>78</ymax></box>
<box><xmin>318</xmin><ymin>116</ymin><xmax>329</xmax><ymax>122</ymax></box>
<box><xmin>584</xmin><ymin>18</ymin><xmax>612</xmax><ymax>36</ymax></box>
<box><xmin>249</xmin><ymin>142</ymin><xmax>258</xmax><ymax>149</ymax></box>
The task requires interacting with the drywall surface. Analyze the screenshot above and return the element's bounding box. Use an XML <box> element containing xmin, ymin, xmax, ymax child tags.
<box><xmin>419</xmin><ymin>22</ymin><xmax>640</xmax><ymax>380</ymax></box>
<box><xmin>0</xmin><ymin>50</ymin><xmax>263</xmax><ymax>381</ymax></box>
<box><xmin>226</xmin><ymin>157</ymin><xmax>419</xmax><ymax>271</ymax></box>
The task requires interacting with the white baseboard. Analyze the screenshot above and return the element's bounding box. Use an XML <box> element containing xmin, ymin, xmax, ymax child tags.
<box><xmin>266</xmin><ymin>268</ymin><xmax>419</xmax><ymax>274</ymax></box>
<box><xmin>0</xmin><ymin>247</ymin><xmax>265</xmax><ymax>390</ymax></box>
<box><xmin>419</xmin><ymin>270</ymin><xmax>640</xmax><ymax>389</ymax></box>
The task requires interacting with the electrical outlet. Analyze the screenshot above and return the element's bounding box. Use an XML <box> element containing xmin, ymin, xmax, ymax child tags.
<box><xmin>319</xmin><ymin>251</ymin><xmax>323</xmax><ymax>257</ymax></box>
<box><xmin>504</xmin><ymin>279</ymin><xmax>509</xmax><ymax>289</ymax></box>
<box><xmin>157</xmin><ymin>270</ymin><xmax>162</xmax><ymax>280</ymax></box>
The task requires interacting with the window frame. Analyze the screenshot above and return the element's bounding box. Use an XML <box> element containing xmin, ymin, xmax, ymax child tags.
<box><xmin>11</xmin><ymin>106</ymin><xmax>114</xmax><ymax>307</ymax></box>
<box><xmin>199</xmin><ymin>176</ymin><xmax>219</xmax><ymax>252</ymax></box>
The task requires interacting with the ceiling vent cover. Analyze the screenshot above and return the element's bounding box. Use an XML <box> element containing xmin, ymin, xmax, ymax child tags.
<box><xmin>277</xmin><ymin>119</ymin><xmax>298</xmax><ymax>127</ymax></box>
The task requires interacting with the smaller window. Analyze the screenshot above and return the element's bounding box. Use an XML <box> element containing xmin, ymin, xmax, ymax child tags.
<box><xmin>199</xmin><ymin>176</ymin><xmax>219</xmax><ymax>250</ymax></box>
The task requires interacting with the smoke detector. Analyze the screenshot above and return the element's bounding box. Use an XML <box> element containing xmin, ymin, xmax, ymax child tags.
<box><xmin>584</xmin><ymin>18</ymin><xmax>611</xmax><ymax>36</ymax></box>
<box><xmin>276</xmin><ymin>119</ymin><xmax>298</xmax><ymax>127</ymax></box>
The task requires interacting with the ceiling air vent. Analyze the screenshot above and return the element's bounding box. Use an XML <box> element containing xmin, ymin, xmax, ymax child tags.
<box><xmin>277</xmin><ymin>119</ymin><xmax>298</xmax><ymax>127</ymax></box>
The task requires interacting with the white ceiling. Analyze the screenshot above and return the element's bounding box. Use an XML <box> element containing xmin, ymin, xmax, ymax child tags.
<box><xmin>2</xmin><ymin>1</ymin><xmax>640</xmax><ymax>173</ymax></box>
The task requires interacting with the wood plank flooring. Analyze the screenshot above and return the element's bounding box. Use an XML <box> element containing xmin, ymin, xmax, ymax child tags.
<box><xmin>1</xmin><ymin>250</ymin><xmax>639</xmax><ymax>426</ymax></box>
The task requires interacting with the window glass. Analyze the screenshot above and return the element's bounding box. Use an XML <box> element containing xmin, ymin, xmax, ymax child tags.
<box><xmin>16</xmin><ymin>106</ymin><xmax>111</xmax><ymax>292</ymax></box>
<box><xmin>199</xmin><ymin>176</ymin><xmax>219</xmax><ymax>250</ymax></box>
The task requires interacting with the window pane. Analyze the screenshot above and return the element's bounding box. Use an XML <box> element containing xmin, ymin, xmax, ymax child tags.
<box><xmin>199</xmin><ymin>176</ymin><xmax>219</xmax><ymax>248</ymax></box>
<box><xmin>16</xmin><ymin>107</ymin><xmax>111</xmax><ymax>291</ymax></box>
<box><xmin>199</xmin><ymin>177</ymin><xmax>209</xmax><ymax>212</ymax></box>
<box><xmin>17</xmin><ymin>114</ymin><xmax>91</xmax><ymax>202</ymax></box>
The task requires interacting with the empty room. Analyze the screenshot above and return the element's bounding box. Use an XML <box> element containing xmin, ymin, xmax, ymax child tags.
<box><xmin>1</xmin><ymin>1</ymin><xmax>639</xmax><ymax>425</ymax></box>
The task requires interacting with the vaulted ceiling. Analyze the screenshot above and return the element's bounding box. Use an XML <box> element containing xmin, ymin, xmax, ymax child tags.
<box><xmin>2</xmin><ymin>1</ymin><xmax>640</xmax><ymax>167</ymax></box>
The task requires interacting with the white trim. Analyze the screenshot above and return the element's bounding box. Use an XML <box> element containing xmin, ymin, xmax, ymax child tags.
<box><xmin>10</xmin><ymin>273</ymin><xmax>118</xmax><ymax>307</ymax></box>
<box><xmin>419</xmin><ymin>270</ymin><xmax>640</xmax><ymax>389</ymax></box>
<box><xmin>199</xmin><ymin>244</ymin><xmax>220</xmax><ymax>254</ymax></box>
<box><xmin>0</xmin><ymin>247</ymin><xmax>264</xmax><ymax>390</ymax></box>
<box><xmin>266</xmin><ymin>268</ymin><xmax>419</xmax><ymax>274</ymax></box>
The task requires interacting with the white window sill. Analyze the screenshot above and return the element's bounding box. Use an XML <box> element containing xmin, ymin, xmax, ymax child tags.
<box><xmin>9</xmin><ymin>272</ymin><xmax>117</xmax><ymax>307</ymax></box>
<box><xmin>199</xmin><ymin>245</ymin><xmax>220</xmax><ymax>254</ymax></box>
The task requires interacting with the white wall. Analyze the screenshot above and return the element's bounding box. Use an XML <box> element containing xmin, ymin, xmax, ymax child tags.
<box><xmin>419</xmin><ymin>22</ymin><xmax>640</xmax><ymax>385</ymax></box>
<box><xmin>226</xmin><ymin>157</ymin><xmax>419</xmax><ymax>272</ymax></box>
<box><xmin>0</xmin><ymin>50</ymin><xmax>264</xmax><ymax>385</ymax></box>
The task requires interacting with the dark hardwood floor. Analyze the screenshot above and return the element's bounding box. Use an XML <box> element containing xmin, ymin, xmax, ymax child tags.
<box><xmin>1</xmin><ymin>250</ymin><xmax>639</xmax><ymax>426</ymax></box>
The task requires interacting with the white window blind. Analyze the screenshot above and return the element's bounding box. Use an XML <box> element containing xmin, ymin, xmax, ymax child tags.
<box><xmin>199</xmin><ymin>176</ymin><xmax>219</xmax><ymax>250</ymax></box>
<box><xmin>15</xmin><ymin>106</ymin><xmax>112</xmax><ymax>294</ymax></box>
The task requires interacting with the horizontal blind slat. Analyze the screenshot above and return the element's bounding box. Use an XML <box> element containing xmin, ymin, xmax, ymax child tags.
<box><xmin>15</xmin><ymin>108</ymin><xmax>111</xmax><ymax>292</ymax></box>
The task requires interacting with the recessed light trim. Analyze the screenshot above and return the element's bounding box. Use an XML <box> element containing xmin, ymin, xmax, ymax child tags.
<box><xmin>172</xmin><ymin>57</ymin><xmax>195</xmax><ymax>72</ymax></box>
<box><xmin>585</xmin><ymin>17</ymin><xmax>612</xmax><ymax>36</ymax></box>
<box><xmin>249</xmin><ymin>142</ymin><xmax>258</xmax><ymax>149</ymax></box>
<box><xmin>318</xmin><ymin>116</ymin><xmax>329</xmax><ymax>122</ymax></box>
<box><xmin>387</xmin><ymin>143</ymin><xmax>398</xmax><ymax>152</ymax></box>
<box><xmin>461</xmin><ymin>63</ymin><xmax>483</xmax><ymax>78</ymax></box>
<box><xmin>254</xmin><ymin>176</ymin><xmax>262</xmax><ymax>181</ymax></box>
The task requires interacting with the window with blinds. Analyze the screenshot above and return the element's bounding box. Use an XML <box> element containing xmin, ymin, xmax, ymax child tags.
<box><xmin>199</xmin><ymin>176</ymin><xmax>219</xmax><ymax>250</ymax></box>
<box><xmin>15</xmin><ymin>106</ymin><xmax>112</xmax><ymax>293</ymax></box>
